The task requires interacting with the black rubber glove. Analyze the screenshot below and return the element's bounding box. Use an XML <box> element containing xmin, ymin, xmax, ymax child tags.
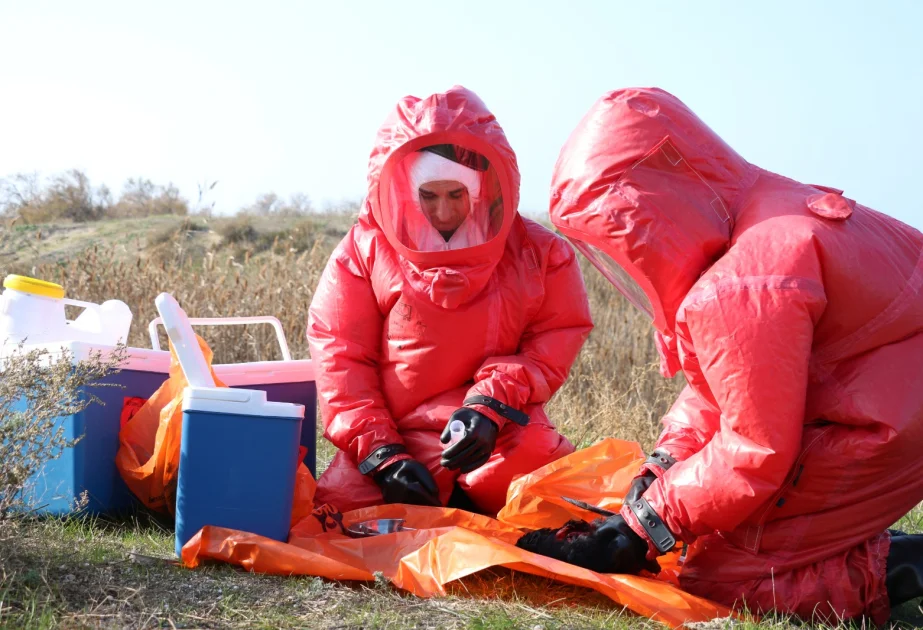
<box><xmin>516</xmin><ymin>516</ymin><xmax>660</xmax><ymax>575</ymax></box>
<box><xmin>373</xmin><ymin>459</ymin><xmax>441</xmax><ymax>506</ymax></box>
<box><xmin>440</xmin><ymin>407</ymin><xmax>498</xmax><ymax>473</ymax></box>
<box><xmin>625</xmin><ymin>470</ymin><xmax>657</xmax><ymax>504</ymax></box>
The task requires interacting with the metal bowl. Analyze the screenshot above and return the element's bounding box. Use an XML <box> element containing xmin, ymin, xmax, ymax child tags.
<box><xmin>345</xmin><ymin>518</ymin><xmax>417</xmax><ymax>538</ymax></box>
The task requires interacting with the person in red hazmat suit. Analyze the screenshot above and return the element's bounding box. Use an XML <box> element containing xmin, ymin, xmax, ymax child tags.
<box><xmin>307</xmin><ymin>86</ymin><xmax>591</xmax><ymax>516</ymax></box>
<box><xmin>517</xmin><ymin>87</ymin><xmax>923</xmax><ymax>624</ymax></box>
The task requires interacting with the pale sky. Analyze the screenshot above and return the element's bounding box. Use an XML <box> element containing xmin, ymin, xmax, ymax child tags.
<box><xmin>1</xmin><ymin>0</ymin><xmax>921</xmax><ymax>228</ymax></box>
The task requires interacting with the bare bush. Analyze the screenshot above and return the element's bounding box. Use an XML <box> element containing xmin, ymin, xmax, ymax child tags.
<box><xmin>216</xmin><ymin>215</ymin><xmax>259</xmax><ymax>246</ymax></box>
<box><xmin>238</xmin><ymin>192</ymin><xmax>315</xmax><ymax>217</ymax></box>
<box><xmin>111</xmin><ymin>178</ymin><xmax>189</xmax><ymax>218</ymax></box>
<box><xmin>1</xmin><ymin>170</ymin><xmax>110</xmax><ymax>223</ymax></box>
<box><xmin>0</xmin><ymin>171</ymin><xmax>190</xmax><ymax>223</ymax></box>
<box><xmin>0</xmin><ymin>343</ymin><xmax>127</xmax><ymax>517</ymax></box>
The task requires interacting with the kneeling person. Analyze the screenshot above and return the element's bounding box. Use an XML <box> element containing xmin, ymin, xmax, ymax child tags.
<box><xmin>308</xmin><ymin>86</ymin><xmax>592</xmax><ymax>515</ymax></box>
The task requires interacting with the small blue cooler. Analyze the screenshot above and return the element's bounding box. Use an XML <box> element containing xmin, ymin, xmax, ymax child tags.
<box><xmin>175</xmin><ymin>386</ymin><xmax>304</xmax><ymax>556</ymax></box>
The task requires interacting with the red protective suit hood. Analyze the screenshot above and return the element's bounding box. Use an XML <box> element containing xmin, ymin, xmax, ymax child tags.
<box><xmin>367</xmin><ymin>86</ymin><xmax>521</xmax><ymax>308</ymax></box>
<box><xmin>550</xmin><ymin>88</ymin><xmax>755</xmax><ymax>333</ymax></box>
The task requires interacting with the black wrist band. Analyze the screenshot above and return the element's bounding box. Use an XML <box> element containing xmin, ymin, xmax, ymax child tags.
<box><xmin>359</xmin><ymin>444</ymin><xmax>407</xmax><ymax>475</ymax></box>
<box><xmin>628</xmin><ymin>497</ymin><xmax>676</xmax><ymax>554</ymax></box>
<box><xmin>463</xmin><ymin>395</ymin><xmax>529</xmax><ymax>426</ymax></box>
<box><xmin>644</xmin><ymin>448</ymin><xmax>677</xmax><ymax>472</ymax></box>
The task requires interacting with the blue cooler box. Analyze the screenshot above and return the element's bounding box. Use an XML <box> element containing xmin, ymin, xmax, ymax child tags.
<box><xmin>11</xmin><ymin>341</ymin><xmax>317</xmax><ymax>516</ymax></box>
<box><xmin>175</xmin><ymin>386</ymin><xmax>303</xmax><ymax>556</ymax></box>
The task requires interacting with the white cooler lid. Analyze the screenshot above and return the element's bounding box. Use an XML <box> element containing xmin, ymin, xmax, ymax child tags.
<box><xmin>182</xmin><ymin>386</ymin><xmax>305</xmax><ymax>419</ymax></box>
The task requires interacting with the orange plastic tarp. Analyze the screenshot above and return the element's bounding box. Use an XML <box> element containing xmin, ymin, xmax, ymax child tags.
<box><xmin>182</xmin><ymin>439</ymin><xmax>731</xmax><ymax>627</ymax></box>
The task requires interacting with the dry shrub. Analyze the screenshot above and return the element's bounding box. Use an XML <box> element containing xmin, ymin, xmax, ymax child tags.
<box><xmin>0</xmin><ymin>170</ymin><xmax>110</xmax><ymax>224</ymax></box>
<box><xmin>147</xmin><ymin>217</ymin><xmax>210</xmax><ymax>247</ymax></box>
<box><xmin>238</xmin><ymin>192</ymin><xmax>314</xmax><ymax>217</ymax></box>
<box><xmin>0</xmin><ymin>344</ymin><xmax>127</xmax><ymax>516</ymax></box>
<box><xmin>110</xmin><ymin>178</ymin><xmax>188</xmax><ymax>218</ymax></box>
<box><xmin>0</xmin><ymin>171</ymin><xmax>189</xmax><ymax>224</ymax></box>
<box><xmin>215</xmin><ymin>216</ymin><xmax>259</xmax><ymax>246</ymax></box>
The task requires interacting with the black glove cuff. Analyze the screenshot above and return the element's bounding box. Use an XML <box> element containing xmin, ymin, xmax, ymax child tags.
<box><xmin>644</xmin><ymin>448</ymin><xmax>677</xmax><ymax>473</ymax></box>
<box><xmin>627</xmin><ymin>497</ymin><xmax>676</xmax><ymax>554</ymax></box>
<box><xmin>463</xmin><ymin>395</ymin><xmax>529</xmax><ymax>426</ymax></box>
<box><xmin>359</xmin><ymin>444</ymin><xmax>407</xmax><ymax>476</ymax></box>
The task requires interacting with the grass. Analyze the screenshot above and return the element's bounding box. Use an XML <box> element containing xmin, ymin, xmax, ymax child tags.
<box><xmin>1</xmin><ymin>215</ymin><xmax>922</xmax><ymax>628</ymax></box>
<box><xmin>3</xmin><ymin>511</ymin><xmax>921</xmax><ymax>629</ymax></box>
<box><xmin>0</xmin><ymin>515</ymin><xmax>658</xmax><ymax>629</ymax></box>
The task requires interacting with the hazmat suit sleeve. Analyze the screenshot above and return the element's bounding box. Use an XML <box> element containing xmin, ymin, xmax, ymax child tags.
<box><xmin>640</xmin><ymin>385</ymin><xmax>718</xmax><ymax>479</ymax></box>
<box><xmin>465</xmin><ymin>236</ymin><xmax>593</xmax><ymax>430</ymax></box>
<box><xmin>627</xmin><ymin>276</ymin><xmax>827</xmax><ymax>542</ymax></box>
<box><xmin>307</xmin><ymin>230</ymin><xmax>403</xmax><ymax>465</ymax></box>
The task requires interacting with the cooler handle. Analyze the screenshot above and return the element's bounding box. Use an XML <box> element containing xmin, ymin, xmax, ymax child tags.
<box><xmin>148</xmin><ymin>315</ymin><xmax>293</xmax><ymax>362</ymax></box>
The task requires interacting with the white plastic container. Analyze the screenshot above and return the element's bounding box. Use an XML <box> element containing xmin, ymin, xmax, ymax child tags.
<box><xmin>0</xmin><ymin>275</ymin><xmax>132</xmax><ymax>348</ymax></box>
<box><xmin>446</xmin><ymin>419</ymin><xmax>465</xmax><ymax>448</ymax></box>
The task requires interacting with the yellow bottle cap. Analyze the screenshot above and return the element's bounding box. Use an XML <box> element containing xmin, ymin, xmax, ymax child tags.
<box><xmin>2</xmin><ymin>275</ymin><xmax>65</xmax><ymax>300</ymax></box>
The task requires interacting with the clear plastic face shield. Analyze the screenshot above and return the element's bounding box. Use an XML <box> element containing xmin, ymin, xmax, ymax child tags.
<box><xmin>563</xmin><ymin>139</ymin><xmax>731</xmax><ymax>330</ymax></box>
<box><xmin>386</xmin><ymin>144</ymin><xmax>504</xmax><ymax>253</ymax></box>
<box><xmin>570</xmin><ymin>239</ymin><xmax>654</xmax><ymax>320</ymax></box>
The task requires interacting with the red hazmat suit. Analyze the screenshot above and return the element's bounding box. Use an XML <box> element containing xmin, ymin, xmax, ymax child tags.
<box><xmin>550</xmin><ymin>87</ymin><xmax>923</xmax><ymax>623</ymax></box>
<box><xmin>308</xmin><ymin>86</ymin><xmax>591</xmax><ymax>515</ymax></box>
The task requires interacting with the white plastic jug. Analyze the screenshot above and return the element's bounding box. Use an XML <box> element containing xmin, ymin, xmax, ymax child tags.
<box><xmin>0</xmin><ymin>275</ymin><xmax>133</xmax><ymax>347</ymax></box>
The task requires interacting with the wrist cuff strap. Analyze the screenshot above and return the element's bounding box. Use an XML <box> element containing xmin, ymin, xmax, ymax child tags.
<box><xmin>463</xmin><ymin>395</ymin><xmax>529</xmax><ymax>426</ymax></box>
<box><xmin>628</xmin><ymin>497</ymin><xmax>676</xmax><ymax>554</ymax></box>
<box><xmin>645</xmin><ymin>448</ymin><xmax>677</xmax><ymax>472</ymax></box>
<box><xmin>359</xmin><ymin>444</ymin><xmax>407</xmax><ymax>475</ymax></box>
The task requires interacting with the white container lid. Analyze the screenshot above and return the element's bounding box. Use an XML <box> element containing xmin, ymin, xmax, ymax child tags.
<box><xmin>155</xmin><ymin>293</ymin><xmax>215</xmax><ymax>389</ymax></box>
<box><xmin>182</xmin><ymin>386</ymin><xmax>305</xmax><ymax>419</ymax></box>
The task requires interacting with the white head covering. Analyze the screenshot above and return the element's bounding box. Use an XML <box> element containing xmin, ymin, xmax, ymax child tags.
<box><xmin>408</xmin><ymin>150</ymin><xmax>481</xmax><ymax>200</ymax></box>
<box><xmin>386</xmin><ymin>149</ymin><xmax>491</xmax><ymax>253</ymax></box>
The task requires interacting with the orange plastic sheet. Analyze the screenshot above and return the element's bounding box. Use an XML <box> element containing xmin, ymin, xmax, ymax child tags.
<box><xmin>182</xmin><ymin>439</ymin><xmax>731</xmax><ymax>627</ymax></box>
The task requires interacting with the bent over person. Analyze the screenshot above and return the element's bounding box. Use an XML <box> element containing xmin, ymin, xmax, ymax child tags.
<box><xmin>522</xmin><ymin>86</ymin><xmax>923</xmax><ymax>624</ymax></box>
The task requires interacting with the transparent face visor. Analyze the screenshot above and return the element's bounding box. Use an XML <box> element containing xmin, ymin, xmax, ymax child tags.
<box><xmin>386</xmin><ymin>144</ymin><xmax>504</xmax><ymax>253</ymax></box>
<box><xmin>571</xmin><ymin>239</ymin><xmax>654</xmax><ymax>320</ymax></box>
